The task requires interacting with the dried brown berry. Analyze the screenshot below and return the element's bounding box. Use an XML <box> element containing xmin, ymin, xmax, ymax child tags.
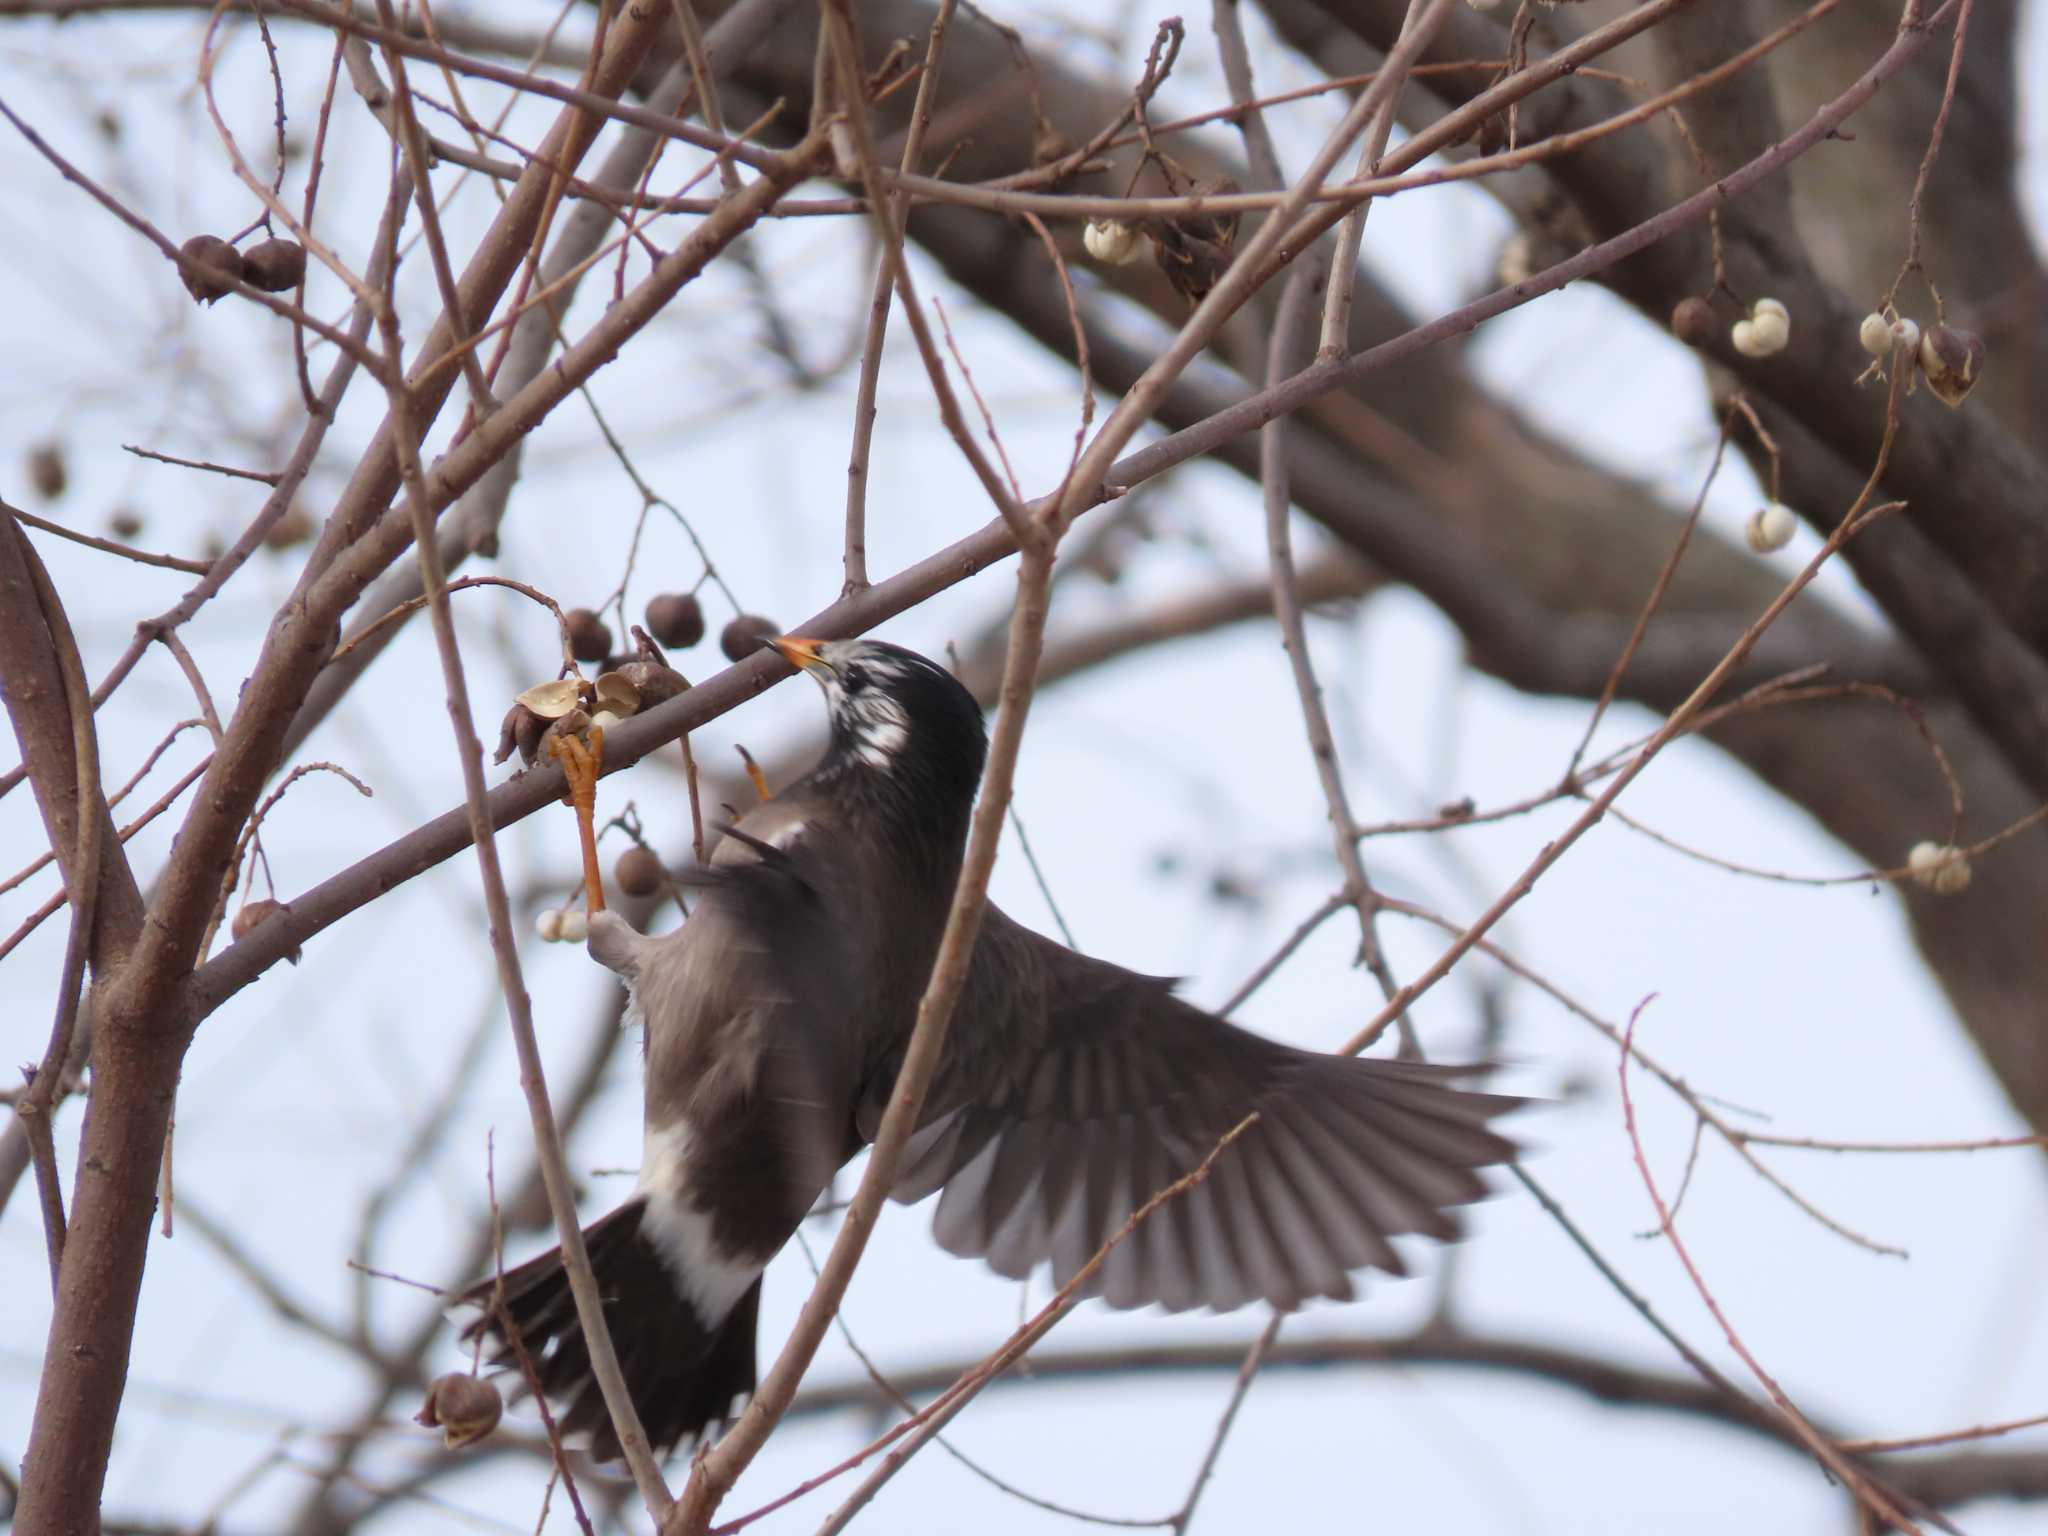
<box><xmin>1031</xmin><ymin>120</ymin><xmax>1074</xmax><ymax>166</ymax></box>
<box><xmin>1670</xmin><ymin>296</ymin><xmax>1716</xmax><ymax>348</ymax></box>
<box><xmin>415</xmin><ymin>1372</ymin><xmax>503</xmax><ymax>1450</ymax></box>
<box><xmin>721</xmin><ymin>614</ymin><xmax>780</xmax><ymax>662</ymax></box>
<box><xmin>177</xmin><ymin>235</ymin><xmax>244</xmax><ymax>304</ymax></box>
<box><xmin>232</xmin><ymin>898</ymin><xmax>285</xmax><ymax>941</ymax></box>
<box><xmin>241</xmin><ymin>238</ymin><xmax>307</xmax><ymax>293</ymax></box>
<box><xmin>646</xmin><ymin>591</ymin><xmax>706</xmax><ymax>649</ymax></box>
<box><xmin>566</xmin><ymin>608</ymin><xmax>613</xmax><ymax>664</ymax></box>
<box><xmin>27</xmin><ymin>441</ymin><xmax>67</xmax><ymax>500</ymax></box>
<box><xmin>1917</xmin><ymin>324</ymin><xmax>1985</xmax><ymax>409</ymax></box>
<box><xmin>231</xmin><ymin>897</ymin><xmax>300</xmax><ymax>963</ymax></box>
<box><xmin>264</xmin><ymin>503</ymin><xmax>314</xmax><ymax>549</ymax></box>
<box><xmin>615</xmin><ymin>846</ymin><xmax>664</xmax><ymax>898</ymax></box>
<box><xmin>109</xmin><ymin>508</ymin><xmax>144</xmax><ymax>540</ymax></box>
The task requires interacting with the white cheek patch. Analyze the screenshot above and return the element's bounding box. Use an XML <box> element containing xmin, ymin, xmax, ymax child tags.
<box><xmin>636</xmin><ymin>1122</ymin><xmax>765</xmax><ymax>1323</ymax></box>
<box><xmin>831</xmin><ymin>681</ymin><xmax>912</xmax><ymax>770</ymax></box>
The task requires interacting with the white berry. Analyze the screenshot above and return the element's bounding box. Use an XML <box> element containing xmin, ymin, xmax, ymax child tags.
<box><xmin>534</xmin><ymin>908</ymin><xmax>564</xmax><ymax>942</ymax></box>
<box><xmin>1083</xmin><ymin>219</ymin><xmax>1145</xmax><ymax>266</ymax></box>
<box><xmin>1906</xmin><ymin>841</ymin><xmax>1971</xmax><ymax>895</ymax></box>
<box><xmin>1745</xmin><ymin>502</ymin><xmax>1796</xmax><ymax>553</ymax></box>
<box><xmin>1890</xmin><ymin>316</ymin><xmax>1920</xmax><ymax>354</ymax></box>
<box><xmin>589</xmin><ymin>709</ymin><xmax>625</xmax><ymax>733</ymax></box>
<box><xmin>1859</xmin><ymin>312</ymin><xmax>1892</xmax><ymax>356</ymax></box>
<box><xmin>1733</xmin><ymin>299</ymin><xmax>1790</xmax><ymax>358</ymax></box>
<box><xmin>557</xmin><ymin>908</ymin><xmax>590</xmax><ymax>943</ymax></box>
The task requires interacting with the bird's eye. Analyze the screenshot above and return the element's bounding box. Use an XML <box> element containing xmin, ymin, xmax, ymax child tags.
<box><xmin>841</xmin><ymin>664</ymin><xmax>868</xmax><ymax>694</ymax></box>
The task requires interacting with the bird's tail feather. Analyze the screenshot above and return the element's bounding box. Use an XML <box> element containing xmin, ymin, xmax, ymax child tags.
<box><xmin>457</xmin><ymin>1198</ymin><xmax>759</xmax><ymax>1461</ymax></box>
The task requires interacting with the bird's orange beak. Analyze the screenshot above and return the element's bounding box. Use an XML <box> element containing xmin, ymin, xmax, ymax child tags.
<box><xmin>769</xmin><ymin>635</ymin><xmax>830</xmax><ymax>674</ymax></box>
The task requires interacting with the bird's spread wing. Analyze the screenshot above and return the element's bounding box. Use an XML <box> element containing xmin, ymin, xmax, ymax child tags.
<box><xmin>867</xmin><ymin>907</ymin><xmax>1518</xmax><ymax>1314</ymax></box>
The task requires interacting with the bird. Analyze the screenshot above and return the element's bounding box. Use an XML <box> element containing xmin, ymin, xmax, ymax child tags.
<box><xmin>458</xmin><ymin>636</ymin><xmax>1518</xmax><ymax>1461</ymax></box>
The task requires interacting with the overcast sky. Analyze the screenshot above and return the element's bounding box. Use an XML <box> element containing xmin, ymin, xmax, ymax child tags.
<box><xmin>4</xmin><ymin>4</ymin><xmax>2047</xmax><ymax>1532</ymax></box>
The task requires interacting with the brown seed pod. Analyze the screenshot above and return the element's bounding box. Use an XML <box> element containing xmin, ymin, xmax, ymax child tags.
<box><xmin>1031</xmin><ymin>120</ymin><xmax>1074</xmax><ymax>166</ymax></box>
<box><xmin>241</xmin><ymin>238</ymin><xmax>307</xmax><ymax>293</ymax></box>
<box><xmin>109</xmin><ymin>508</ymin><xmax>144</xmax><ymax>539</ymax></box>
<box><xmin>27</xmin><ymin>441</ymin><xmax>67</xmax><ymax>500</ymax></box>
<box><xmin>232</xmin><ymin>898</ymin><xmax>285</xmax><ymax>941</ymax></box>
<box><xmin>231</xmin><ymin>897</ymin><xmax>300</xmax><ymax>963</ymax></box>
<box><xmin>1151</xmin><ymin>227</ymin><xmax>1233</xmax><ymax>307</ymax></box>
<box><xmin>1670</xmin><ymin>296</ymin><xmax>1717</xmax><ymax>349</ymax></box>
<box><xmin>493</xmin><ymin>701</ymin><xmax>548</xmax><ymax>766</ymax></box>
<box><xmin>1180</xmin><ymin>175</ymin><xmax>1241</xmax><ymax>253</ymax></box>
<box><xmin>264</xmin><ymin>503</ymin><xmax>314</xmax><ymax>549</ymax></box>
<box><xmin>721</xmin><ymin>614</ymin><xmax>780</xmax><ymax>662</ymax></box>
<box><xmin>177</xmin><ymin>235</ymin><xmax>244</xmax><ymax>304</ymax></box>
<box><xmin>615</xmin><ymin>845</ymin><xmax>664</xmax><ymax>898</ymax></box>
<box><xmin>646</xmin><ymin>591</ymin><xmax>706</xmax><ymax>649</ymax></box>
<box><xmin>415</xmin><ymin>1372</ymin><xmax>503</xmax><ymax>1450</ymax></box>
<box><xmin>614</xmin><ymin>660</ymin><xmax>687</xmax><ymax>709</ymax></box>
<box><xmin>1917</xmin><ymin>324</ymin><xmax>1985</xmax><ymax>409</ymax></box>
<box><xmin>566</xmin><ymin>608</ymin><xmax>613</xmax><ymax>664</ymax></box>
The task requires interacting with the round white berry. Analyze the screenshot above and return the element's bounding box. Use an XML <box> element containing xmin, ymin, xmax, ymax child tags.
<box><xmin>589</xmin><ymin>709</ymin><xmax>624</xmax><ymax>733</ymax></box>
<box><xmin>1890</xmin><ymin>316</ymin><xmax>1920</xmax><ymax>354</ymax></box>
<box><xmin>1496</xmin><ymin>232</ymin><xmax>1534</xmax><ymax>288</ymax></box>
<box><xmin>1736</xmin><ymin>311</ymin><xmax>1785</xmax><ymax>362</ymax></box>
<box><xmin>534</xmin><ymin>908</ymin><xmax>564</xmax><ymax>942</ymax></box>
<box><xmin>1752</xmin><ymin>297</ymin><xmax>1789</xmax><ymax>325</ymax></box>
<box><xmin>1906</xmin><ymin>841</ymin><xmax>1971</xmax><ymax>894</ymax></box>
<box><xmin>1083</xmin><ymin>219</ymin><xmax>1145</xmax><ymax>266</ymax></box>
<box><xmin>1745</xmin><ymin>502</ymin><xmax>1796</xmax><ymax>553</ymax></box>
<box><xmin>557</xmin><ymin>908</ymin><xmax>590</xmax><ymax>943</ymax></box>
<box><xmin>1859</xmin><ymin>312</ymin><xmax>1892</xmax><ymax>356</ymax></box>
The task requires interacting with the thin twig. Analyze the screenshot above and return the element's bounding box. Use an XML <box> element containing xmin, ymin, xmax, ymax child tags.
<box><xmin>1</xmin><ymin>502</ymin><xmax>211</xmax><ymax>575</ymax></box>
<box><xmin>1316</xmin><ymin>0</ymin><xmax>1444</xmax><ymax>360</ymax></box>
<box><xmin>374</xmin><ymin>255</ymin><xmax>673</xmax><ymax>1520</ymax></box>
<box><xmin>1619</xmin><ymin>1003</ymin><xmax>1922</xmax><ymax>1531</ymax></box>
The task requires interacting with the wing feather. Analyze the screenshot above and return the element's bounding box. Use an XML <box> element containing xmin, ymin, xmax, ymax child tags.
<box><xmin>892</xmin><ymin>907</ymin><xmax>1519</xmax><ymax>1313</ymax></box>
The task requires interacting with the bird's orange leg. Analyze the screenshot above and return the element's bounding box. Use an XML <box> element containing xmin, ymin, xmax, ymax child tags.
<box><xmin>550</xmin><ymin>728</ymin><xmax>607</xmax><ymax>914</ymax></box>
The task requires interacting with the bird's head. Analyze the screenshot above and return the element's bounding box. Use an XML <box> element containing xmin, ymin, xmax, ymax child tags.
<box><xmin>769</xmin><ymin>636</ymin><xmax>987</xmax><ymax>805</ymax></box>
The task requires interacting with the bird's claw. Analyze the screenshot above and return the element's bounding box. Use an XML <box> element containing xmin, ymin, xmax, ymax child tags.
<box><xmin>549</xmin><ymin>727</ymin><xmax>608</xmax><ymax>914</ymax></box>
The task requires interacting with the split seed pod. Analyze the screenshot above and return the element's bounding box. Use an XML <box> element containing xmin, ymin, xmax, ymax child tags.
<box><xmin>1917</xmin><ymin>325</ymin><xmax>1985</xmax><ymax>408</ymax></box>
<box><xmin>415</xmin><ymin>1373</ymin><xmax>503</xmax><ymax>1450</ymax></box>
<box><xmin>614</xmin><ymin>660</ymin><xmax>687</xmax><ymax>710</ymax></box>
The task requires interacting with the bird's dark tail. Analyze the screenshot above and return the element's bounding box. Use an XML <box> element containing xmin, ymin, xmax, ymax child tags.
<box><xmin>457</xmin><ymin>1198</ymin><xmax>760</xmax><ymax>1461</ymax></box>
